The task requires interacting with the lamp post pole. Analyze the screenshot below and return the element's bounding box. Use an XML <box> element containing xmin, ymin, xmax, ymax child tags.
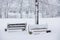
<box><xmin>35</xmin><ymin>0</ymin><xmax>39</xmax><ymax>24</ymax></box>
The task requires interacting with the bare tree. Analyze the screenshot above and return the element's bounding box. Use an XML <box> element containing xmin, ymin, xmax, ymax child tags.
<box><xmin>0</xmin><ymin>0</ymin><xmax>2</xmax><ymax>18</ymax></box>
<box><xmin>19</xmin><ymin>0</ymin><xmax>23</xmax><ymax>18</ymax></box>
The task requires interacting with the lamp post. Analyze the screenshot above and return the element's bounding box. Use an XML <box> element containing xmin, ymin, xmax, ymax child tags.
<box><xmin>35</xmin><ymin>0</ymin><xmax>39</xmax><ymax>24</ymax></box>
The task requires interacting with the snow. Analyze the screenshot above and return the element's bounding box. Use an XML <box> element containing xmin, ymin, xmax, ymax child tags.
<box><xmin>0</xmin><ymin>18</ymin><xmax>60</xmax><ymax>40</ymax></box>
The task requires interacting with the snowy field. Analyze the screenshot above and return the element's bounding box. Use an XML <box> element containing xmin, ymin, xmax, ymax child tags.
<box><xmin>0</xmin><ymin>18</ymin><xmax>60</xmax><ymax>40</ymax></box>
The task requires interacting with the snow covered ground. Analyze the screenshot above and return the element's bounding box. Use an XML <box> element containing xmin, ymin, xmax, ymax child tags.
<box><xmin>0</xmin><ymin>18</ymin><xmax>60</xmax><ymax>40</ymax></box>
